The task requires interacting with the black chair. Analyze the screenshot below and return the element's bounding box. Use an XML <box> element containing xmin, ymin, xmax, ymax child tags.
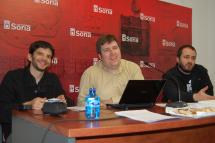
<box><xmin>0</xmin><ymin>124</ymin><xmax>2</xmax><ymax>143</ymax></box>
<box><xmin>0</xmin><ymin>124</ymin><xmax>11</xmax><ymax>143</ymax></box>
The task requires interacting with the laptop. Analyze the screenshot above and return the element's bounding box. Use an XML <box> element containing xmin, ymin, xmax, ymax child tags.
<box><xmin>107</xmin><ymin>80</ymin><xmax>166</xmax><ymax>110</ymax></box>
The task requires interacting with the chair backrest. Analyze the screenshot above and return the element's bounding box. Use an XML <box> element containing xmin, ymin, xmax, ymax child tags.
<box><xmin>0</xmin><ymin>124</ymin><xmax>2</xmax><ymax>143</ymax></box>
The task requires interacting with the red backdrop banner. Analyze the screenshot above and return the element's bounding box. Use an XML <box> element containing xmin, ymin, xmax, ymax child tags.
<box><xmin>0</xmin><ymin>0</ymin><xmax>192</xmax><ymax>103</ymax></box>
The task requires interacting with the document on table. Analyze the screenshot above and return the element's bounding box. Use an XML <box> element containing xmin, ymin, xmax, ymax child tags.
<box><xmin>196</xmin><ymin>100</ymin><xmax>215</xmax><ymax>107</ymax></box>
<box><xmin>115</xmin><ymin>109</ymin><xmax>178</xmax><ymax>123</ymax></box>
<box><xmin>67</xmin><ymin>106</ymin><xmax>85</xmax><ymax>111</ymax></box>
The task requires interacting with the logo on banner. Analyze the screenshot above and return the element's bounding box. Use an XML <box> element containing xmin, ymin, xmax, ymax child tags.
<box><xmin>3</xmin><ymin>20</ymin><xmax>31</xmax><ymax>32</ymax></box>
<box><xmin>69</xmin><ymin>84</ymin><xmax>79</xmax><ymax>93</ymax></box>
<box><xmin>93</xmin><ymin>4</ymin><xmax>112</xmax><ymax>15</ymax></box>
<box><xmin>33</xmin><ymin>0</ymin><xmax>59</xmax><ymax>6</ymax></box>
<box><xmin>52</xmin><ymin>57</ymin><xmax>58</xmax><ymax>65</ymax></box>
<box><xmin>69</xmin><ymin>28</ymin><xmax>91</xmax><ymax>38</ymax></box>
<box><xmin>140</xmin><ymin>61</ymin><xmax>156</xmax><ymax>68</ymax></box>
<box><xmin>162</xmin><ymin>39</ymin><xmax>176</xmax><ymax>47</ymax></box>
<box><xmin>176</xmin><ymin>20</ymin><xmax>188</xmax><ymax>28</ymax></box>
<box><xmin>121</xmin><ymin>34</ymin><xmax>139</xmax><ymax>43</ymax></box>
<box><xmin>140</xmin><ymin>13</ymin><xmax>155</xmax><ymax>22</ymax></box>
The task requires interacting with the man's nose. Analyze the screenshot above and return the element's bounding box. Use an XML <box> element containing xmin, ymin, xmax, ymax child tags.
<box><xmin>109</xmin><ymin>48</ymin><xmax>115</xmax><ymax>54</ymax></box>
<box><xmin>188</xmin><ymin>58</ymin><xmax>194</xmax><ymax>63</ymax></box>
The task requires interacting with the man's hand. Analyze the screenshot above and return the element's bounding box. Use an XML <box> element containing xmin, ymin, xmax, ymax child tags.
<box><xmin>57</xmin><ymin>94</ymin><xmax>67</xmax><ymax>104</ymax></box>
<box><xmin>193</xmin><ymin>86</ymin><xmax>215</xmax><ymax>101</ymax></box>
<box><xmin>23</xmin><ymin>97</ymin><xmax>47</xmax><ymax>110</ymax></box>
<box><xmin>100</xmin><ymin>98</ymin><xmax>113</xmax><ymax>109</ymax></box>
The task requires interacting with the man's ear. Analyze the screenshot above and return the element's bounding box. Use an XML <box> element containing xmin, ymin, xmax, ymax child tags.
<box><xmin>176</xmin><ymin>57</ymin><xmax>179</xmax><ymax>63</ymax></box>
<box><xmin>27</xmin><ymin>53</ymin><xmax>32</xmax><ymax>62</ymax></box>
<box><xmin>98</xmin><ymin>54</ymin><xmax>102</xmax><ymax>60</ymax></box>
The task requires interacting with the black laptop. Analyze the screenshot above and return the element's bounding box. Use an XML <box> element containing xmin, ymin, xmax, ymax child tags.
<box><xmin>107</xmin><ymin>80</ymin><xmax>166</xmax><ymax>110</ymax></box>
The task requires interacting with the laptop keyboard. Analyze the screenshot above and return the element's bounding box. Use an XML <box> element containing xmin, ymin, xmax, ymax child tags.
<box><xmin>106</xmin><ymin>103</ymin><xmax>153</xmax><ymax>110</ymax></box>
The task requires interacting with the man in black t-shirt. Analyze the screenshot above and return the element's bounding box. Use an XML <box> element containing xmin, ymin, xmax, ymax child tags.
<box><xmin>0</xmin><ymin>41</ymin><xmax>72</xmax><ymax>142</ymax></box>
<box><xmin>163</xmin><ymin>44</ymin><xmax>214</xmax><ymax>102</ymax></box>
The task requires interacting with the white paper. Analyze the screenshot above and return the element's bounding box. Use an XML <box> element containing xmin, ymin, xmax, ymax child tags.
<box><xmin>115</xmin><ymin>109</ymin><xmax>178</xmax><ymax>123</ymax></box>
<box><xmin>67</xmin><ymin>106</ymin><xmax>85</xmax><ymax>111</ymax></box>
<box><xmin>198</xmin><ymin>100</ymin><xmax>215</xmax><ymax>107</ymax></box>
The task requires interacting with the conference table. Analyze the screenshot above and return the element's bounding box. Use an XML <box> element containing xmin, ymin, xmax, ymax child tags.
<box><xmin>12</xmin><ymin>105</ymin><xmax>215</xmax><ymax>143</ymax></box>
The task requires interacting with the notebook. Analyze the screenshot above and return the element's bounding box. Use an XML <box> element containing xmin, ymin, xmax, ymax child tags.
<box><xmin>106</xmin><ymin>80</ymin><xmax>166</xmax><ymax>110</ymax></box>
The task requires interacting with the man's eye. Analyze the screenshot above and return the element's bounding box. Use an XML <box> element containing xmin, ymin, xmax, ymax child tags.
<box><xmin>112</xmin><ymin>46</ymin><xmax>119</xmax><ymax>50</ymax></box>
<box><xmin>103</xmin><ymin>49</ymin><xmax>110</xmax><ymax>52</ymax></box>
<box><xmin>192</xmin><ymin>56</ymin><xmax>196</xmax><ymax>60</ymax></box>
<box><xmin>47</xmin><ymin>55</ymin><xmax>52</xmax><ymax>59</ymax></box>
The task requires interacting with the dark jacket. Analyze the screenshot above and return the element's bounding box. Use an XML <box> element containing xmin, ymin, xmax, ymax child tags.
<box><xmin>0</xmin><ymin>67</ymin><xmax>70</xmax><ymax>123</ymax></box>
<box><xmin>163</xmin><ymin>64</ymin><xmax>214</xmax><ymax>102</ymax></box>
<box><xmin>0</xmin><ymin>67</ymin><xmax>73</xmax><ymax>140</ymax></box>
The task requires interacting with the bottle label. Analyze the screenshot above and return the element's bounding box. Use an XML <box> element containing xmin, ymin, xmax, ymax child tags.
<box><xmin>86</xmin><ymin>98</ymin><xmax>100</xmax><ymax>107</ymax></box>
<box><xmin>85</xmin><ymin>97</ymin><xmax>100</xmax><ymax>120</ymax></box>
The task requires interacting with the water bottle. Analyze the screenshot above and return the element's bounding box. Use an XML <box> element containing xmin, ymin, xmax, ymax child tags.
<box><xmin>85</xmin><ymin>88</ymin><xmax>100</xmax><ymax>120</ymax></box>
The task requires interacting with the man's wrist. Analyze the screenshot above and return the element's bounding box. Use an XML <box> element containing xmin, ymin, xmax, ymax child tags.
<box><xmin>23</xmin><ymin>100</ymin><xmax>32</xmax><ymax>106</ymax></box>
<box><xmin>193</xmin><ymin>93</ymin><xmax>198</xmax><ymax>101</ymax></box>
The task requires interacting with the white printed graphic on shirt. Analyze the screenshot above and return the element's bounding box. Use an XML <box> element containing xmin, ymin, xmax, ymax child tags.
<box><xmin>186</xmin><ymin>80</ymin><xmax>192</xmax><ymax>93</ymax></box>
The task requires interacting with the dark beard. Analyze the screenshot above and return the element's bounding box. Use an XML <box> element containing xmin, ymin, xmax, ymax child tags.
<box><xmin>177</xmin><ymin>64</ymin><xmax>192</xmax><ymax>75</ymax></box>
<box><xmin>35</xmin><ymin>66</ymin><xmax>47</xmax><ymax>72</ymax></box>
<box><xmin>32</xmin><ymin>62</ymin><xmax>48</xmax><ymax>72</ymax></box>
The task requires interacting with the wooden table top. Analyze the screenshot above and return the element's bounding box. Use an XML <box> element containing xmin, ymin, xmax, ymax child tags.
<box><xmin>12</xmin><ymin>106</ymin><xmax>215</xmax><ymax>138</ymax></box>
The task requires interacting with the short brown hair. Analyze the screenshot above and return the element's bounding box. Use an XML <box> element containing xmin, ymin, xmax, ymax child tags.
<box><xmin>29</xmin><ymin>40</ymin><xmax>55</xmax><ymax>58</ymax></box>
<box><xmin>177</xmin><ymin>44</ymin><xmax>196</xmax><ymax>58</ymax></box>
<box><xmin>96</xmin><ymin>34</ymin><xmax>118</xmax><ymax>54</ymax></box>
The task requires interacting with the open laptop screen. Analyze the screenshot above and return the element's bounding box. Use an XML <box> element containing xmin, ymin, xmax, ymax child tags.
<box><xmin>107</xmin><ymin>79</ymin><xmax>166</xmax><ymax>110</ymax></box>
<box><xmin>119</xmin><ymin>79</ymin><xmax>166</xmax><ymax>104</ymax></box>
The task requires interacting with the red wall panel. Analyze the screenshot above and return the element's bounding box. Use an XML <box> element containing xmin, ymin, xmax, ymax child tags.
<box><xmin>0</xmin><ymin>0</ymin><xmax>192</xmax><ymax>103</ymax></box>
